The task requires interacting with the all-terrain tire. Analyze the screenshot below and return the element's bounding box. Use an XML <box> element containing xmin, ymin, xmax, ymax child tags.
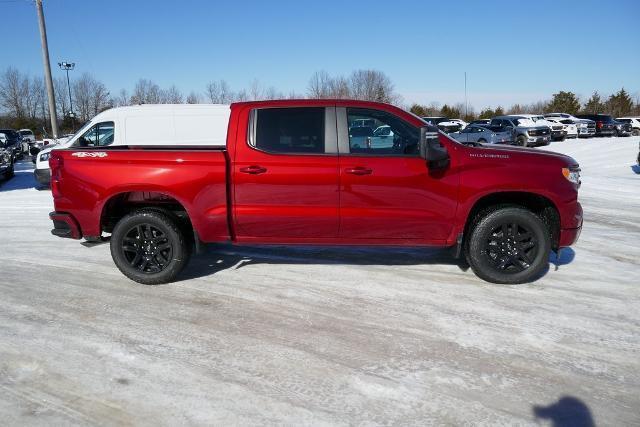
<box><xmin>466</xmin><ymin>207</ymin><xmax>551</xmax><ymax>284</ymax></box>
<box><xmin>110</xmin><ymin>209</ymin><xmax>190</xmax><ymax>284</ymax></box>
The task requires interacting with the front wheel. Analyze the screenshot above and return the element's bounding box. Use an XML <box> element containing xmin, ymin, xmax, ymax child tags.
<box><xmin>466</xmin><ymin>207</ymin><xmax>551</xmax><ymax>284</ymax></box>
<box><xmin>516</xmin><ymin>135</ymin><xmax>527</xmax><ymax>147</ymax></box>
<box><xmin>110</xmin><ymin>209</ymin><xmax>191</xmax><ymax>284</ymax></box>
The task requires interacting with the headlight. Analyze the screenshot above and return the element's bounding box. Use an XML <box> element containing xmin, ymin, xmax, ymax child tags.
<box><xmin>39</xmin><ymin>152</ymin><xmax>50</xmax><ymax>162</ymax></box>
<box><xmin>562</xmin><ymin>167</ymin><xmax>581</xmax><ymax>185</ymax></box>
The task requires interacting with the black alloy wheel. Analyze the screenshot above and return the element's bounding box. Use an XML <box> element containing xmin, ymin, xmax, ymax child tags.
<box><xmin>110</xmin><ymin>209</ymin><xmax>190</xmax><ymax>284</ymax></box>
<box><xmin>466</xmin><ymin>207</ymin><xmax>551</xmax><ymax>284</ymax></box>
<box><xmin>484</xmin><ymin>222</ymin><xmax>537</xmax><ymax>273</ymax></box>
<box><xmin>121</xmin><ymin>224</ymin><xmax>173</xmax><ymax>273</ymax></box>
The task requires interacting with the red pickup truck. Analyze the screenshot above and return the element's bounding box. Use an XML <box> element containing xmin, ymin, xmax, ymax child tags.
<box><xmin>48</xmin><ymin>100</ymin><xmax>583</xmax><ymax>285</ymax></box>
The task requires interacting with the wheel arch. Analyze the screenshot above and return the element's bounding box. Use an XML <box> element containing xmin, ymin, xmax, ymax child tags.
<box><xmin>462</xmin><ymin>191</ymin><xmax>561</xmax><ymax>250</ymax></box>
<box><xmin>100</xmin><ymin>189</ymin><xmax>197</xmax><ymax>240</ymax></box>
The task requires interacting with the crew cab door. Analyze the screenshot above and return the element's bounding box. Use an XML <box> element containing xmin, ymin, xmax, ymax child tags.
<box><xmin>337</xmin><ymin>107</ymin><xmax>457</xmax><ymax>242</ymax></box>
<box><xmin>232</xmin><ymin>106</ymin><xmax>340</xmax><ymax>240</ymax></box>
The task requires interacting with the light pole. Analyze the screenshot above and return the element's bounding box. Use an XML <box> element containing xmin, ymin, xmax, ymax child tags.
<box><xmin>58</xmin><ymin>61</ymin><xmax>75</xmax><ymax>132</ymax></box>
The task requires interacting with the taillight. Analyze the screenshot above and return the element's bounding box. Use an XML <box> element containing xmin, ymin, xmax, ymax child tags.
<box><xmin>49</xmin><ymin>152</ymin><xmax>63</xmax><ymax>198</ymax></box>
<box><xmin>596</xmin><ymin>121</ymin><xmax>603</xmax><ymax>129</ymax></box>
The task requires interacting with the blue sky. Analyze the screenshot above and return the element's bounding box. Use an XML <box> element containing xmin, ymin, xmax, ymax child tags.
<box><xmin>1</xmin><ymin>0</ymin><xmax>639</xmax><ymax>109</ymax></box>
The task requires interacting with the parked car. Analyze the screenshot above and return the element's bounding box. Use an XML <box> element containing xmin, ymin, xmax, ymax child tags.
<box><xmin>615</xmin><ymin>117</ymin><xmax>640</xmax><ymax>136</ymax></box>
<box><xmin>517</xmin><ymin>114</ymin><xmax>566</xmax><ymax>141</ymax></box>
<box><xmin>490</xmin><ymin>116</ymin><xmax>551</xmax><ymax>147</ymax></box>
<box><xmin>421</xmin><ymin>117</ymin><xmax>465</xmax><ymax>133</ymax></box>
<box><xmin>612</xmin><ymin>120</ymin><xmax>632</xmax><ymax>137</ymax></box>
<box><xmin>449</xmin><ymin>124</ymin><xmax>513</xmax><ymax>145</ymax></box>
<box><xmin>469</xmin><ymin>119</ymin><xmax>491</xmax><ymax>126</ymax></box>
<box><xmin>545</xmin><ymin>118</ymin><xmax>578</xmax><ymax>139</ymax></box>
<box><xmin>0</xmin><ymin>129</ymin><xmax>23</xmax><ymax>159</ymax></box>
<box><xmin>18</xmin><ymin>129</ymin><xmax>36</xmax><ymax>154</ymax></box>
<box><xmin>0</xmin><ymin>133</ymin><xmax>15</xmax><ymax>181</ymax></box>
<box><xmin>48</xmin><ymin>100</ymin><xmax>582</xmax><ymax>286</ymax></box>
<box><xmin>575</xmin><ymin>114</ymin><xmax>617</xmax><ymax>137</ymax></box>
<box><xmin>544</xmin><ymin>113</ymin><xmax>596</xmax><ymax>138</ymax></box>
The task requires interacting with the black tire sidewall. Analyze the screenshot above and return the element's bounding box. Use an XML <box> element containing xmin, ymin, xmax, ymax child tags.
<box><xmin>110</xmin><ymin>209</ymin><xmax>189</xmax><ymax>285</ymax></box>
<box><xmin>467</xmin><ymin>208</ymin><xmax>550</xmax><ymax>284</ymax></box>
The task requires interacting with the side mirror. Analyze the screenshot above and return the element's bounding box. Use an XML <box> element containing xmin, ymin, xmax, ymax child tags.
<box><xmin>420</xmin><ymin>127</ymin><xmax>450</xmax><ymax>170</ymax></box>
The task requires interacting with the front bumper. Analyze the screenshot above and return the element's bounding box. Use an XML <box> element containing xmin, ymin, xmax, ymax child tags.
<box><xmin>559</xmin><ymin>202</ymin><xmax>583</xmax><ymax>247</ymax></box>
<box><xmin>49</xmin><ymin>212</ymin><xmax>82</xmax><ymax>239</ymax></box>
<box><xmin>528</xmin><ymin>136</ymin><xmax>551</xmax><ymax>146</ymax></box>
<box><xmin>34</xmin><ymin>168</ymin><xmax>51</xmax><ymax>185</ymax></box>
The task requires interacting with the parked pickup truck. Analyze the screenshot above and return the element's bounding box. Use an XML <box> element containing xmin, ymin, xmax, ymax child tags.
<box><xmin>48</xmin><ymin>100</ymin><xmax>583</xmax><ymax>285</ymax></box>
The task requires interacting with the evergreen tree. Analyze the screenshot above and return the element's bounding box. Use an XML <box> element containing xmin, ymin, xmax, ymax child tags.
<box><xmin>606</xmin><ymin>88</ymin><xmax>633</xmax><ymax>117</ymax></box>
<box><xmin>546</xmin><ymin>91</ymin><xmax>580</xmax><ymax>114</ymax></box>
<box><xmin>582</xmin><ymin>91</ymin><xmax>605</xmax><ymax>114</ymax></box>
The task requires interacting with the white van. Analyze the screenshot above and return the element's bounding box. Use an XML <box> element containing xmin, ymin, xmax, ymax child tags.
<box><xmin>34</xmin><ymin>104</ymin><xmax>230</xmax><ymax>184</ymax></box>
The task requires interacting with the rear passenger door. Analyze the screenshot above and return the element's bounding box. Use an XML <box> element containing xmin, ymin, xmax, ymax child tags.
<box><xmin>233</xmin><ymin>106</ymin><xmax>340</xmax><ymax>240</ymax></box>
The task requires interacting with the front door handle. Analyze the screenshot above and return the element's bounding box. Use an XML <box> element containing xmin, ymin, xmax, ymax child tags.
<box><xmin>345</xmin><ymin>167</ymin><xmax>373</xmax><ymax>176</ymax></box>
<box><xmin>240</xmin><ymin>165</ymin><xmax>267</xmax><ymax>175</ymax></box>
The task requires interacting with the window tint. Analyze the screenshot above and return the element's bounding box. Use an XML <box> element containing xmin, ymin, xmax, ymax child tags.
<box><xmin>347</xmin><ymin>108</ymin><xmax>419</xmax><ymax>155</ymax></box>
<box><xmin>74</xmin><ymin>121</ymin><xmax>114</xmax><ymax>147</ymax></box>
<box><xmin>254</xmin><ymin>108</ymin><xmax>325</xmax><ymax>154</ymax></box>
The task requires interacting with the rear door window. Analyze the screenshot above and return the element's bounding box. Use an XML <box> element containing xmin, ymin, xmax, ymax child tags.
<box><xmin>253</xmin><ymin>108</ymin><xmax>325</xmax><ymax>154</ymax></box>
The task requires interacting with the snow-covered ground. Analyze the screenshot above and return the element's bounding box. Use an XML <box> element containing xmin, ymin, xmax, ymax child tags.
<box><xmin>0</xmin><ymin>137</ymin><xmax>638</xmax><ymax>425</ymax></box>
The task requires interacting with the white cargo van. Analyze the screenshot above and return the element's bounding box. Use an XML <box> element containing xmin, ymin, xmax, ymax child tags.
<box><xmin>34</xmin><ymin>104</ymin><xmax>230</xmax><ymax>185</ymax></box>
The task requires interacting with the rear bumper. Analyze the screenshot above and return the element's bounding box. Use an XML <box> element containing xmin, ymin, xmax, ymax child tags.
<box><xmin>34</xmin><ymin>168</ymin><xmax>51</xmax><ymax>185</ymax></box>
<box><xmin>49</xmin><ymin>211</ymin><xmax>82</xmax><ymax>239</ymax></box>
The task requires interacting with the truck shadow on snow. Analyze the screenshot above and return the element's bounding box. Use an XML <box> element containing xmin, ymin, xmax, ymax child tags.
<box><xmin>532</xmin><ymin>395</ymin><xmax>595</xmax><ymax>427</ymax></box>
<box><xmin>178</xmin><ymin>244</ymin><xmax>576</xmax><ymax>283</ymax></box>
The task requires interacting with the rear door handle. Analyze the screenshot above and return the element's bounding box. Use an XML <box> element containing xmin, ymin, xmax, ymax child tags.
<box><xmin>240</xmin><ymin>165</ymin><xmax>267</xmax><ymax>175</ymax></box>
<box><xmin>345</xmin><ymin>167</ymin><xmax>373</xmax><ymax>176</ymax></box>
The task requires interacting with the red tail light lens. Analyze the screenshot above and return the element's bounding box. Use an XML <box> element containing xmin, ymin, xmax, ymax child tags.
<box><xmin>596</xmin><ymin>121</ymin><xmax>603</xmax><ymax>129</ymax></box>
<box><xmin>49</xmin><ymin>152</ymin><xmax>63</xmax><ymax>198</ymax></box>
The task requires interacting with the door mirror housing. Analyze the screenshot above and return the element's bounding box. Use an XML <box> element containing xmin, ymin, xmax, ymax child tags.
<box><xmin>420</xmin><ymin>127</ymin><xmax>450</xmax><ymax>170</ymax></box>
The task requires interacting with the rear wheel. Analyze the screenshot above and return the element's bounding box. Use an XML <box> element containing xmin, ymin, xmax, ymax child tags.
<box><xmin>632</xmin><ymin>129</ymin><xmax>640</xmax><ymax>136</ymax></box>
<box><xmin>466</xmin><ymin>207</ymin><xmax>550</xmax><ymax>284</ymax></box>
<box><xmin>110</xmin><ymin>209</ymin><xmax>190</xmax><ymax>284</ymax></box>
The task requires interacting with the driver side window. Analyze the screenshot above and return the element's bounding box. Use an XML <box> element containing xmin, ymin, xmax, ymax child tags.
<box><xmin>75</xmin><ymin>121</ymin><xmax>115</xmax><ymax>147</ymax></box>
<box><xmin>347</xmin><ymin>108</ymin><xmax>419</xmax><ymax>156</ymax></box>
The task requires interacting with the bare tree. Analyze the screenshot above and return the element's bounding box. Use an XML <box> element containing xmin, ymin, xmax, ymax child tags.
<box><xmin>349</xmin><ymin>69</ymin><xmax>397</xmax><ymax>103</ymax></box>
<box><xmin>265</xmin><ymin>86</ymin><xmax>284</xmax><ymax>100</ymax></box>
<box><xmin>73</xmin><ymin>73</ymin><xmax>110</xmax><ymax>120</ymax></box>
<box><xmin>186</xmin><ymin>91</ymin><xmax>200</xmax><ymax>104</ymax></box>
<box><xmin>308</xmin><ymin>70</ymin><xmax>332</xmax><ymax>98</ymax></box>
<box><xmin>163</xmin><ymin>85</ymin><xmax>184</xmax><ymax>103</ymax></box>
<box><xmin>29</xmin><ymin>77</ymin><xmax>46</xmax><ymax>119</ymax></box>
<box><xmin>205</xmin><ymin>80</ymin><xmax>233</xmax><ymax>103</ymax></box>
<box><xmin>111</xmin><ymin>88</ymin><xmax>129</xmax><ymax>107</ymax></box>
<box><xmin>130</xmin><ymin>78</ymin><xmax>161</xmax><ymax>104</ymax></box>
<box><xmin>235</xmin><ymin>89</ymin><xmax>249</xmax><ymax>102</ymax></box>
<box><xmin>54</xmin><ymin>76</ymin><xmax>69</xmax><ymax>117</ymax></box>
<box><xmin>0</xmin><ymin>67</ymin><xmax>28</xmax><ymax>118</ymax></box>
<box><xmin>248</xmin><ymin>79</ymin><xmax>264</xmax><ymax>101</ymax></box>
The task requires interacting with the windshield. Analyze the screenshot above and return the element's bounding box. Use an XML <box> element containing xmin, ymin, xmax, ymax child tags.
<box><xmin>514</xmin><ymin>119</ymin><xmax>536</xmax><ymax>126</ymax></box>
<box><xmin>0</xmin><ymin>129</ymin><xmax>19</xmax><ymax>141</ymax></box>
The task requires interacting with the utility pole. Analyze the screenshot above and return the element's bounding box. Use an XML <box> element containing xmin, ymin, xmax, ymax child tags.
<box><xmin>35</xmin><ymin>0</ymin><xmax>59</xmax><ymax>138</ymax></box>
<box><xmin>58</xmin><ymin>61</ymin><xmax>75</xmax><ymax>132</ymax></box>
